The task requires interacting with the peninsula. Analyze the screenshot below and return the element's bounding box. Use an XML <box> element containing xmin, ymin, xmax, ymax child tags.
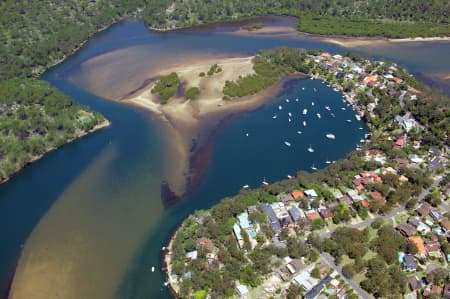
<box><xmin>163</xmin><ymin>48</ymin><xmax>449</xmax><ymax>298</ymax></box>
<box><xmin>125</xmin><ymin>56</ymin><xmax>294</xmax><ymax>198</ymax></box>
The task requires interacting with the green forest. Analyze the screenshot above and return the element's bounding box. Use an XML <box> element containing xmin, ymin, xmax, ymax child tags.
<box><xmin>0</xmin><ymin>78</ymin><xmax>105</xmax><ymax>181</ymax></box>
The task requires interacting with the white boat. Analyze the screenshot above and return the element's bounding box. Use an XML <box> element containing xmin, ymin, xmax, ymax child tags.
<box><xmin>151</xmin><ymin>266</ymin><xmax>155</xmax><ymax>272</ymax></box>
<box><xmin>307</xmin><ymin>145</ymin><xmax>314</xmax><ymax>153</ymax></box>
<box><xmin>297</xmin><ymin>131</ymin><xmax>302</xmax><ymax>135</ymax></box>
<box><xmin>288</xmin><ymin>112</ymin><xmax>292</xmax><ymax>117</ymax></box>
<box><xmin>311</xmin><ymin>164</ymin><xmax>317</xmax><ymax>171</ymax></box>
<box><xmin>325</xmin><ymin>160</ymin><xmax>331</xmax><ymax>164</ymax></box>
<box><xmin>242</xmin><ymin>185</ymin><xmax>249</xmax><ymax>189</ymax></box>
<box><xmin>162</xmin><ymin>246</ymin><xmax>166</xmax><ymax>250</ymax></box>
<box><xmin>325</xmin><ymin>106</ymin><xmax>331</xmax><ymax>111</ymax></box>
<box><xmin>164</xmin><ymin>281</ymin><xmax>169</xmax><ymax>286</ymax></box>
<box><xmin>287</xmin><ymin>175</ymin><xmax>293</xmax><ymax>179</ymax></box>
<box><xmin>284</xmin><ymin>141</ymin><xmax>291</xmax><ymax>147</ymax></box>
<box><xmin>303</xmin><ymin>121</ymin><xmax>307</xmax><ymax>127</ymax></box>
<box><xmin>288</xmin><ymin>118</ymin><xmax>292</xmax><ymax>122</ymax></box>
<box><xmin>316</xmin><ymin>113</ymin><xmax>321</xmax><ymax>119</ymax></box>
<box><xmin>355</xmin><ymin>114</ymin><xmax>361</xmax><ymax>121</ymax></box>
<box><xmin>302</xmin><ymin>109</ymin><xmax>308</xmax><ymax>115</ymax></box>
<box><xmin>295</xmin><ymin>98</ymin><xmax>299</xmax><ymax>101</ymax></box>
<box><xmin>311</xmin><ymin>102</ymin><xmax>315</xmax><ymax>106</ymax></box>
<box><xmin>330</xmin><ymin>113</ymin><xmax>335</xmax><ymax>117</ymax></box>
<box><xmin>341</xmin><ymin>107</ymin><xmax>346</xmax><ymax>110</ymax></box>
<box><xmin>262</xmin><ymin>178</ymin><xmax>269</xmax><ymax>185</ymax></box>
<box><xmin>302</xmin><ymin>87</ymin><xmax>305</xmax><ymax>90</ymax></box>
<box><xmin>326</xmin><ymin>133</ymin><xmax>335</xmax><ymax>140</ymax></box>
<box><xmin>360</xmin><ymin>139</ymin><xmax>365</xmax><ymax>143</ymax></box>
<box><xmin>359</xmin><ymin>127</ymin><xmax>363</xmax><ymax>130</ymax></box>
<box><xmin>272</xmin><ymin>114</ymin><xmax>277</xmax><ymax>119</ymax></box>
<box><xmin>245</xmin><ymin>133</ymin><xmax>249</xmax><ymax>137</ymax></box>
<box><xmin>286</xmin><ymin>98</ymin><xmax>290</xmax><ymax>103</ymax></box>
<box><xmin>346</xmin><ymin>119</ymin><xmax>352</xmax><ymax>123</ymax></box>
<box><xmin>313</xmin><ymin>88</ymin><xmax>317</xmax><ymax>92</ymax></box>
<box><xmin>278</xmin><ymin>105</ymin><xmax>283</xmax><ymax>110</ymax></box>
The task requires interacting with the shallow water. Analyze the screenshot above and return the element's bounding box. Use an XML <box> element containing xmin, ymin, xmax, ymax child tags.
<box><xmin>2</xmin><ymin>17</ymin><xmax>449</xmax><ymax>299</ymax></box>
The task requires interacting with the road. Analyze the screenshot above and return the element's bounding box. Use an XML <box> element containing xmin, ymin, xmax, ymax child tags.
<box><xmin>316</xmin><ymin>175</ymin><xmax>445</xmax><ymax>298</ymax></box>
<box><xmin>319</xmin><ymin>251</ymin><xmax>371</xmax><ymax>299</ymax></box>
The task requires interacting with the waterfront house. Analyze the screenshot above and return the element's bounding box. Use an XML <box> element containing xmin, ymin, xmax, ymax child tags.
<box><xmin>304</xmin><ymin>189</ymin><xmax>318</xmax><ymax>199</ymax></box>
<box><xmin>293</xmin><ymin>270</ymin><xmax>318</xmax><ymax>291</ymax></box>
<box><xmin>261</xmin><ymin>203</ymin><xmax>282</xmax><ymax>235</ymax></box>
<box><xmin>237</xmin><ymin>212</ymin><xmax>251</xmax><ymax>230</ymax></box>
<box><xmin>233</xmin><ymin>224</ymin><xmax>244</xmax><ymax>248</ymax></box>
<box><xmin>186</xmin><ymin>250</ymin><xmax>198</xmax><ymax>260</ymax></box>
<box><xmin>280</xmin><ymin>194</ymin><xmax>293</xmax><ymax>204</ymax></box>
<box><xmin>403</xmin><ymin>254</ymin><xmax>417</xmax><ymax>271</ymax></box>
<box><xmin>279</xmin><ymin>212</ymin><xmax>293</xmax><ymax>227</ymax></box>
<box><xmin>395</xmin><ymin>113</ymin><xmax>416</xmax><ymax>132</ymax></box>
<box><xmin>291</xmin><ymin>190</ymin><xmax>305</xmax><ymax>201</ymax></box>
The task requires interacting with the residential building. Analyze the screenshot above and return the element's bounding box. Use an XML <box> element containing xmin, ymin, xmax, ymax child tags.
<box><xmin>403</xmin><ymin>254</ymin><xmax>417</xmax><ymax>271</ymax></box>
<box><xmin>397</xmin><ymin>223</ymin><xmax>417</xmax><ymax>237</ymax></box>
<box><xmin>261</xmin><ymin>203</ymin><xmax>282</xmax><ymax>234</ymax></box>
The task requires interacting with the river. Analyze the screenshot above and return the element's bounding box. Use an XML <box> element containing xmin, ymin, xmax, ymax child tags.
<box><xmin>1</xmin><ymin>16</ymin><xmax>449</xmax><ymax>299</ymax></box>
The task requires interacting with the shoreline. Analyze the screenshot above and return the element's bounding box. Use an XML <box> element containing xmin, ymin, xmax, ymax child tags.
<box><xmin>0</xmin><ymin>119</ymin><xmax>111</xmax><ymax>186</ymax></box>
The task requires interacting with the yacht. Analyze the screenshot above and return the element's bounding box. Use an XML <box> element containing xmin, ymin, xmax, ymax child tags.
<box><xmin>284</xmin><ymin>141</ymin><xmax>291</xmax><ymax>147</ymax></box>
<box><xmin>297</xmin><ymin>131</ymin><xmax>302</xmax><ymax>135</ymax></box>
<box><xmin>359</xmin><ymin>127</ymin><xmax>363</xmax><ymax>130</ymax></box>
<box><xmin>324</xmin><ymin>106</ymin><xmax>331</xmax><ymax>111</ymax></box>
<box><xmin>355</xmin><ymin>114</ymin><xmax>361</xmax><ymax>121</ymax></box>
<box><xmin>302</xmin><ymin>87</ymin><xmax>305</xmax><ymax>90</ymax></box>
<box><xmin>307</xmin><ymin>145</ymin><xmax>314</xmax><ymax>153</ymax></box>
<box><xmin>245</xmin><ymin>133</ymin><xmax>249</xmax><ymax>137</ymax></box>
<box><xmin>316</xmin><ymin>113</ymin><xmax>321</xmax><ymax>119</ymax></box>
<box><xmin>303</xmin><ymin>121</ymin><xmax>307</xmax><ymax>127</ymax></box>
<box><xmin>325</xmin><ymin>160</ymin><xmax>331</xmax><ymax>164</ymax></box>
<box><xmin>295</xmin><ymin>98</ymin><xmax>299</xmax><ymax>102</ymax></box>
<box><xmin>346</xmin><ymin>119</ymin><xmax>352</xmax><ymax>123</ymax></box>
<box><xmin>330</xmin><ymin>113</ymin><xmax>336</xmax><ymax>117</ymax></box>
<box><xmin>286</xmin><ymin>98</ymin><xmax>290</xmax><ymax>103</ymax></box>
<box><xmin>341</xmin><ymin>107</ymin><xmax>346</xmax><ymax>110</ymax></box>
<box><xmin>288</xmin><ymin>112</ymin><xmax>292</xmax><ymax>117</ymax></box>
<box><xmin>326</xmin><ymin>133</ymin><xmax>335</xmax><ymax>140</ymax></box>
<box><xmin>151</xmin><ymin>266</ymin><xmax>155</xmax><ymax>272</ymax></box>
<box><xmin>278</xmin><ymin>105</ymin><xmax>283</xmax><ymax>110</ymax></box>
<box><xmin>272</xmin><ymin>114</ymin><xmax>277</xmax><ymax>119</ymax></box>
<box><xmin>311</xmin><ymin>164</ymin><xmax>317</xmax><ymax>171</ymax></box>
<box><xmin>262</xmin><ymin>178</ymin><xmax>269</xmax><ymax>185</ymax></box>
<box><xmin>311</xmin><ymin>102</ymin><xmax>315</xmax><ymax>106</ymax></box>
<box><xmin>302</xmin><ymin>108</ymin><xmax>308</xmax><ymax>115</ymax></box>
<box><xmin>288</xmin><ymin>118</ymin><xmax>292</xmax><ymax>122</ymax></box>
<box><xmin>242</xmin><ymin>185</ymin><xmax>249</xmax><ymax>189</ymax></box>
<box><xmin>287</xmin><ymin>175</ymin><xmax>293</xmax><ymax>179</ymax></box>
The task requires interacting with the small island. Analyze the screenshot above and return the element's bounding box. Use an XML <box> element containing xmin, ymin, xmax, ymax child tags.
<box><xmin>163</xmin><ymin>48</ymin><xmax>449</xmax><ymax>298</ymax></box>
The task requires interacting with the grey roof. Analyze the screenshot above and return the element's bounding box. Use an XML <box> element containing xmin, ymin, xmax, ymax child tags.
<box><xmin>288</xmin><ymin>206</ymin><xmax>302</xmax><ymax>222</ymax></box>
<box><xmin>261</xmin><ymin>203</ymin><xmax>281</xmax><ymax>234</ymax></box>
<box><xmin>403</xmin><ymin>254</ymin><xmax>417</xmax><ymax>270</ymax></box>
<box><xmin>305</xmin><ymin>275</ymin><xmax>332</xmax><ymax>299</ymax></box>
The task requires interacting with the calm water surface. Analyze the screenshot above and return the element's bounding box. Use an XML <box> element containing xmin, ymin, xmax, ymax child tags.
<box><xmin>1</xmin><ymin>17</ymin><xmax>449</xmax><ymax>299</ymax></box>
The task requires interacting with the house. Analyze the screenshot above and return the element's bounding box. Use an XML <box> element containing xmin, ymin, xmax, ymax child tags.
<box><xmin>247</xmin><ymin>205</ymin><xmax>257</xmax><ymax>214</ymax></box>
<box><xmin>416</xmin><ymin>222</ymin><xmax>431</xmax><ymax>234</ymax></box>
<box><xmin>403</xmin><ymin>254</ymin><xmax>417</xmax><ymax>271</ymax></box>
<box><xmin>443</xmin><ymin>283</ymin><xmax>450</xmax><ymax>299</ymax></box>
<box><xmin>428</xmin><ymin>147</ymin><xmax>442</xmax><ymax>157</ymax></box>
<box><xmin>408</xmin><ymin>236</ymin><xmax>426</xmax><ymax>256</ymax></box>
<box><xmin>395</xmin><ymin>113</ymin><xmax>416</xmax><ymax>132</ymax></box>
<box><xmin>288</xmin><ymin>206</ymin><xmax>304</xmax><ymax>222</ymax></box>
<box><xmin>407</xmin><ymin>275</ymin><xmax>422</xmax><ymax>291</ymax></box>
<box><xmin>236</xmin><ymin>284</ymin><xmax>249</xmax><ymax>297</ymax></box>
<box><xmin>416</xmin><ymin>202</ymin><xmax>431</xmax><ymax>217</ymax></box>
<box><xmin>338</xmin><ymin>195</ymin><xmax>353</xmax><ymax>207</ymax></box>
<box><xmin>319</xmin><ymin>208</ymin><xmax>333</xmax><ymax>222</ymax></box>
<box><xmin>279</xmin><ymin>212</ymin><xmax>293</xmax><ymax>227</ymax></box>
<box><xmin>293</xmin><ymin>270</ymin><xmax>317</xmax><ymax>291</ymax></box>
<box><xmin>423</xmin><ymin>285</ymin><xmax>443</xmax><ymax>298</ymax></box>
<box><xmin>305</xmin><ymin>275</ymin><xmax>332</xmax><ymax>299</ymax></box>
<box><xmin>440</xmin><ymin>219</ymin><xmax>450</xmax><ymax>233</ymax></box>
<box><xmin>360</xmin><ymin>199</ymin><xmax>370</xmax><ymax>207</ymax></box>
<box><xmin>291</xmin><ymin>190</ymin><xmax>305</xmax><ymax>201</ymax></box>
<box><xmin>197</xmin><ymin>237</ymin><xmax>216</xmax><ymax>252</ymax></box>
<box><xmin>425</xmin><ymin>241</ymin><xmax>441</xmax><ymax>258</ymax></box>
<box><xmin>429</xmin><ymin>209</ymin><xmax>443</xmax><ymax>221</ymax></box>
<box><xmin>395</xmin><ymin>137</ymin><xmax>406</xmax><ymax>148</ymax></box>
<box><xmin>272</xmin><ymin>236</ymin><xmax>286</xmax><ymax>248</ymax></box>
<box><xmin>286</xmin><ymin>259</ymin><xmax>306</xmax><ymax>274</ymax></box>
<box><xmin>237</xmin><ymin>212</ymin><xmax>251</xmax><ymax>229</ymax></box>
<box><xmin>233</xmin><ymin>224</ymin><xmax>244</xmax><ymax>248</ymax></box>
<box><xmin>407</xmin><ymin>216</ymin><xmax>422</xmax><ymax>228</ymax></box>
<box><xmin>261</xmin><ymin>203</ymin><xmax>282</xmax><ymax>234</ymax></box>
<box><xmin>280</xmin><ymin>194</ymin><xmax>293</xmax><ymax>204</ymax></box>
<box><xmin>321</xmin><ymin>52</ymin><xmax>331</xmax><ymax>58</ymax></box>
<box><xmin>428</xmin><ymin>156</ymin><xmax>445</xmax><ymax>173</ymax></box>
<box><xmin>186</xmin><ymin>250</ymin><xmax>198</xmax><ymax>260</ymax></box>
<box><xmin>397</xmin><ymin>223</ymin><xmax>417</xmax><ymax>237</ymax></box>
<box><xmin>370</xmin><ymin>191</ymin><xmax>386</xmax><ymax>203</ymax></box>
<box><xmin>395</xmin><ymin>157</ymin><xmax>409</xmax><ymax>167</ymax></box>
<box><xmin>408</xmin><ymin>154</ymin><xmax>424</xmax><ymax>163</ymax></box>
<box><xmin>304</xmin><ymin>189</ymin><xmax>318</xmax><ymax>199</ymax></box>
<box><xmin>392</xmin><ymin>77</ymin><xmax>403</xmax><ymax>84</ymax></box>
<box><xmin>305</xmin><ymin>210</ymin><xmax>321</xmax><ymax>222</ymax></box>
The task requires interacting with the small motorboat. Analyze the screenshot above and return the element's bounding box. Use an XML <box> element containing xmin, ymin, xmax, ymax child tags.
<box><xmin>278</xmin><ymin>105</ymin><xmax>283</xmax><ymax>110</ymax></box>
<box><xmin>325</xmin><ymin>160</ymin><xmax>331</xmax><ymax>164</ymax></box>
<box><xmin>297</xmin><ymin>131</ymin><xmax>302</xmax><ymax>135</ymax></box>
<box><xmin>272</xmin><ymin>114</ymin><xmax>277</xmax><ymax>119</ymax></box>
<box><xmin>284</xmin><ymin>141</ymin><xmax>291</xmax><ymax>147</ymax></box>
<box><xmin>303</xmin><ymin>121</ymin><xmax>307</xmax><ymax>127</ymax></box>
<box><xmin>311</xmin><ymin>164</ymin><xmax>317</xmax><ymax>171</ymax></box>
<box><xmin>286</xmin><ymin>98</ymin><xmax>290</xmax><ymax>103</ymax></box>
<box><xmin>346</xmin><ymin>119</ymin><xmax>352</xmax><ymax>123</ymax></box>
<box><xmin>242</xmin><ymin>185</ymin><xmax>249</xmax><ymax>189</ymax></box>
<box><xmin>326</xmin><ymin>134</ymin><xmax>335</xmax><ymax>140</ymax></box>
<box><xmin>303</xmin><ymin>109</ymin><xmax>308</xmax><ymax>115</ymax></box>
<box><xmin>324</xmin><ymin>106</ymin><xmax>331</xmax><ymax>111</ymax></box>
<box><xmin>311</xmin><ymin>102</ymin><xmax>315</xmax><ymax>106</ymax></box>
<box><xmin>316</xmin><ymin>113</ymin><xmax>321</xmax><ymax>119</ymax></box>
<box><xmin>288</xmin><ymin>112</ymin><xmax>292</xmax><ymax>117</ymax></box>
<box><xmin>151</xmin><ymin>266</ymin><xmax>155</xmax><ymax>272</ymax></box>
<box><xmin>307</xmin><ymin>145</ymin><xmax>314</xmax><ymax>153</ymax></box>
<box><xmin>288</xmin><ymin>118</ymin><xmax>292</xmax><ymax>122</ymax></box>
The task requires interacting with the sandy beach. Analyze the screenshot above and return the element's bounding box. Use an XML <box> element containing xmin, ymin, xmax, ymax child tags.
<box><xmin>125</xmin><ymin>56</ymin><xmax>285</xmax><ymax>198</ymax></box>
